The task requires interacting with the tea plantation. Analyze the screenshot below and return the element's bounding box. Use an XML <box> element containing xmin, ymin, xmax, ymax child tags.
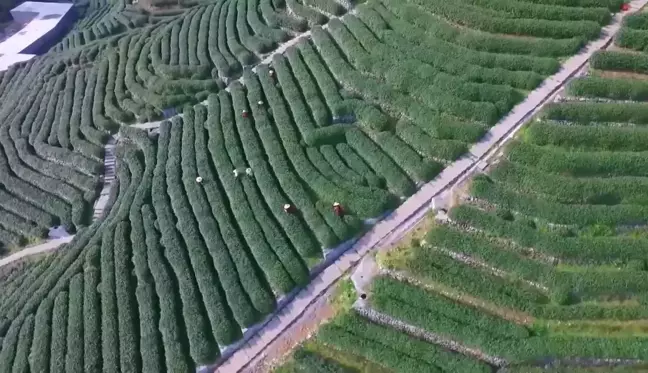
<box><xmin>277</xmin><ymin>4</ymin><xmax>648</xmax><ymax>373</ymax></box>
<box><xmin>0</xmin><ymin>0</ymin><xmax>628</xmax><ymax>370</ymax></box>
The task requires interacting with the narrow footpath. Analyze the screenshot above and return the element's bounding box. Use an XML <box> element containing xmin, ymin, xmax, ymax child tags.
<box><xmin>0</xmin><ymin>236</ymin><xmax>74</xmax><ymax>268</ymax></box>
<box><xmin>213</xmin><ymin>2</ymin><xmax>648</xmax><ymax>371</ymax></box>
<box><xmin>92</xmin><ymin>135</ymin><xmax>118</xmax><ymax>221</ymax></box>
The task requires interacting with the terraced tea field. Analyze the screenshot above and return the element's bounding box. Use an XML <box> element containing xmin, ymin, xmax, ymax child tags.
<box><xmin>275</xmin><ymin>4</ymin><xmax>648</xmax><ymax>373</ymax></box>
<box><xmin>0</xmin><ymin>0</ymin><xmax>634</xmax><ymax>370</ymax></box>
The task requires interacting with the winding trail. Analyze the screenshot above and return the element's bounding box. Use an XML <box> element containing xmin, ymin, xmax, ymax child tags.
<box><xmin>0</xmin><ymin>236</ymin><xmax>74</xmax><ymax>268</ymax></box>
<box><xmin>213</xmin><ymin>3</ymin><xmax>648</xmax><ymax>372</ymax></box>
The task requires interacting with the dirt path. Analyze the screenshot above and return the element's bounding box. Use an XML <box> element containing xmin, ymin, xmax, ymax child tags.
<box><xmin>0</xmin><ymin>236</ymin><xmax>74</xmax><ymax>268</ymax></box>
<box><xmin>240</xmin><ymin>285</ymin><xmax>339</xmax><ymax>373</ymax></box>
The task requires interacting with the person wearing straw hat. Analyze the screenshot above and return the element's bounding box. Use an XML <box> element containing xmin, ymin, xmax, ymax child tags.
<box><xmin>333</xmin><ymin>202</ymin><xmax>344</xmax><ymax>217</ymax></box>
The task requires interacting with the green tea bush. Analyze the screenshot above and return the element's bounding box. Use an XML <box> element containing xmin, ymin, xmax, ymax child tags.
<box><xmin>372</xmin><ymin>276</ymin><xmax>530</xmax><ymax>339</ymax></box>
<box><xmin>318</xmin><ymin>313</ymin><xmax>492</xmax><ymax>373</ymax></box>
<box><xmin>465</xmin><ymin>0</ymin><xmax>611</xmax><ymax>24</ymax></box>
<box><xmin>616</xmin><ymin>27</ymin><xmax>648</xmax><ymax>51</ymax></box>
<box><xmin>568</xmin><ymin>76</ymin><xmax>648</xmax><ymax>101</ymax></box>
<box><xmin>591</xmin><ymin>51</ymin><xmax>648</xmax><ymax>73</ymax></box>
<box><xmin>624</xmin><ymin>12</ymin><xmax>648</xmax><ymax>30</ymax></box>
<box><xmin>403</xmin><ymin>0</ymin><xmax>602</xmax><ymax>39</ymax></box>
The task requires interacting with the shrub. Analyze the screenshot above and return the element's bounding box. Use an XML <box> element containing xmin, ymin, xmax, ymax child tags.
<box><xmin>624</xmin><ymin>12</ymin><xmax>648</xmax><ymax>30</ymax></box>
<box><xmin>50</xmin><ymin>291</ymin><xmax>68</xmax><ymax>373</ymax></box>
<box><xmin>28</xmin><ymin>299</ymin><xmax>53</xmax><ymax>372</ymax></box>
<box><xmin>221</xmin><ymin>1</ymin><xmax>253</xmax><ymax>66</ymax></box>
<box><xmin>260</xmin><ymin>0</ymin><xmax>308</xmax><ymax>31</ymax></box>
<box><xmin>465</xmin><ymin>0</ymin><xmax>611</xmax><ymax>25</ymax></box>
<box><xmin>292</xmin><ymin>349</ymin><xmax>350</xmax><ymax>373</ymax></box>
<box><xmin>246</xmin><ymin>0</ymin><xmax>289</xmax><ymax>43</ymax></box>
<box><xmin>296</xmin><ymin>41</ymin><xmax>346</xmax><ymax>116</ymax></box>
<box><xmin>114</xmin><ymin>222</ymin><xmax>139</xmax><ymax>373</ymax></box>
<box><xmin>309</xmin><ymin>29</ymin><xmax>489</xmax><ymax>140</ymax></box>
<box><xmin>449</xmin><ymin>204</ymin><xmax>648</xmax><ymax>264</ymax></box>
<box><xmin>373</xmin><ymin>276</ymin><xmax>530</xmax><ymax>340</ymax></box>
<box><xmin>251</xmin><ymin>71</ymin><xmax>339</xmax><ymax>246</ymax></box>
<box><xmin>235</xmin><ymin>0</ymin><xmax>276</xmax><ymax>53</ymax></box>
<box><xmin>567</xmin><ymin>76</ymin><xmax>648</xmax><ymax>101</ymax></box>
<box><xmin>11</xmin><ymin>314</ymin><xmax>34</xmax><ymax>373</ymax></box>
<box><xmin>627</xmin><ymin>259</ymin><xmax>647</xmax><ymax>271</ymax></box>
<box><xmin>181</xmin><ymin>108</ymin><xmax>264</xmax><ymax>328</ymax></box>
<box><xmin>524</xmin><ymin>121</ymin><xmax>648</xmax><ymax>152</ymax></box>
<box><xmin>402</xmin><ymin>0</ymin><xmax>602</xmax><ymax>39</ymax></box>
<box><xmin>496</xmin><ymin>208</ymin><xmax>515</xmax><ymax>221</ymax></box>
<box><xmin>141</xmin><ymin>206</ymin><xmax>192</xmax><ymax>372</ymax></box>
<box><xmin>379</xmin><ymin>0</ymin><xmax>584</xmax><ymax>57</ymax></box>
<box><xmin>83</xmin><ymin>266</ymin><xmax>101</xmax><ymax>373</ymax></box>
<box><xmin>65</xmin><ymin>274</ymin><xmax>84</xmax><ymax>373</ymax></box>
<box><xmin>335</xmin><ymin>143</ymin><xmax>385</xmax><ymax>188</ymax></box>
<box><xmin>372</xmin><ymin>131</ymin><xmax>443</xmax><ymax>183</ymax></box>
<box><xmin>616</xmin><ymin>27</ymin><xmax>648</xmax><ymax>51</ymax></box>
<box><xmin>357</xmin><ymin>5</ymin><xmax>560</xmax><ymax>75</ymax></box>
<box><xmin>320</xmin><ymin>145</ymin><xmax>367</xmax><ymax>186</ymax></box>
<box><xmin>591</xmin><ymin>50</ymin><xmax>648</xmax><ymax>73</ymax></box>
<box><xmin>151</xmin><ymin>126</ymin><xmax>217</xmax><ymax>364</ymax></box>
<box><xmin>318</xmin><ymin>312</ymin><xmax>491</xmax><ymax>373</ymax></box>
<box><xmin>207</xmin><ymin>94</ymin><xmax>296</xmax><ymax>294</ymax></box>
<box><xmin>552</xmin><ymin>286</ymin><xmax>576</xmax><ymax>305</ymax></box>
<box><xmin>287</xmin><ymin>0</ymin><xmax>328</xmax><ymax>25</ymax></box>
<box><xmin>285</xmin><ymin>46</ymin><xmax>330</xmax><ymax>127</ymax></box>
<box><xmin>346</xmin><ymin>129</ymin><xmax>415</xmax><ymax>197</ymax></box>
<box><xmin>506</xmin><ymin>140</ymin><xmax>648</xmax><ymax>178</ymax></box>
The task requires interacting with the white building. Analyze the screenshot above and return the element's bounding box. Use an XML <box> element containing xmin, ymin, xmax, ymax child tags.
<box><xmin>0</xmin><ymin>2</ymin><xmax>74</xmax><ymax>71</ymax></box>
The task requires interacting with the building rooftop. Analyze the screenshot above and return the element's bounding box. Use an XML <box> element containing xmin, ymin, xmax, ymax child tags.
<box><xmin>0</xmin><ymin>53</ymin><xmax>36</xmax><ymax>71</ymax></box>
<box><xmin>0</xmin><ymin>2</ymin><xmax>73</xmax><ymax>71</ymax></box>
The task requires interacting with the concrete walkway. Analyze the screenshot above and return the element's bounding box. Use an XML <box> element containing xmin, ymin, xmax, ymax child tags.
<box><xmin>213</xmin><ymin>3</ymin><xmax>648</xmax><ymax>371</ymax></box>
<box><xmin>92</xmin><ymin>135</ymin><xmax>117</xmax><ymax>221</ymax></box>
<box><xmin>0</xmin><ymin>236</ymin><xmax>74</xmax><ymax>268</ymax></box>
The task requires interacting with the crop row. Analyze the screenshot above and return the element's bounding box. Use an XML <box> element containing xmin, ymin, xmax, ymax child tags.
<box><xmin>428</xmin><ymin>223</ymin><xmax>648</xmax><ymax>301</ymax></box>
<box><xmin>318</xmin><ymin>312</ymin><xmax>491</xmax><ymax>373</ymax></box>
<box><xmin>450</xmin><ymin>204</ymin><xmax>648</xmax><ymax>267</ymax></box>
<box><xmin>371</xmin><ymin>276</ymin><xmax>530</xmax><ymax>339</ymax></box>
<box><xmin>471</xmin><ymin>173</ymin><xmax>648</xmax><ymax>226</ymax></box>
<box><xmin>567</xmin><ymin>76</ymin><xmax>648</xmax><ymax>101</ymax></box>
<box><xmin>397</xmin><ymin>0</ymin><xmax>604</xmax><ymax>40</ymax></box>
<box><xmin>369</xmin><ymin>274</ymin><xmax>648</xmax><ymax>361</ymax></box>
